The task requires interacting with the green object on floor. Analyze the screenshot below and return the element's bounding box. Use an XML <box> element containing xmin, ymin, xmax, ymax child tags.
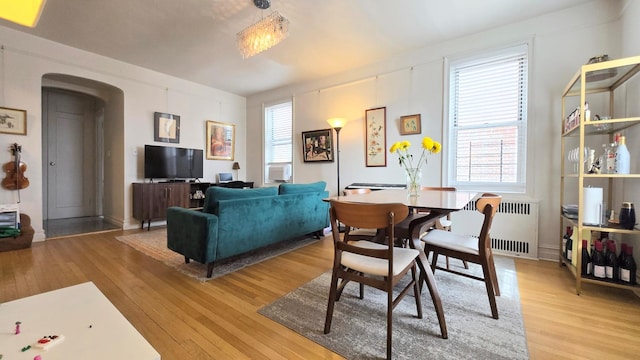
<box><xmin>0</xmin><ymin>226</ymin><xmax>20</xmax><ymax>238</ymax></box>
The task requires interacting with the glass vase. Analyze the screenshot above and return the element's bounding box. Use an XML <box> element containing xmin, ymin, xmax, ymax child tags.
<box><xmin>405</xmin><ymin>167</ymin><xmax>422</xmax><ymax>197</ymax></box>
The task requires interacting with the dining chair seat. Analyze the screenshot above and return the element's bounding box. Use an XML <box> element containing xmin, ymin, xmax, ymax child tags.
<box><xmin>344</xmin><ymin>240</ymin><xmax>420</xmax><ymax>276</ymax></box>
<box><xmin>422</xmin><ymin>229</ymin><xmax>480</xmax><ymax>255</ymax></box>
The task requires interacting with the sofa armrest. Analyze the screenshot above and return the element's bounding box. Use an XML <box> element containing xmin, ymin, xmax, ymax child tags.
<box><xmin>166</xmin><ymin>206</ymin><xmax>219</xmax><ymax>264</ymax></box>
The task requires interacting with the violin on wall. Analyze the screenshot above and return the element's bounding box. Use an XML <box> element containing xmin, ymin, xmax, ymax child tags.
<box><xmin>2</xmin><ymin>143</ymin><xmax>29</xmax><ymax>190</ymax></box>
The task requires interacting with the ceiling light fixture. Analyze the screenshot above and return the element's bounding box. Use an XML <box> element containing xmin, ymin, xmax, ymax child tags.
<box><xmin>237</xmin><ymin>0</ymin><xmax>289</xmax><ymax>59</ymax></box>
<box><xmin>0</xmin><ymin>0</ymin><xmax>47</xmax><ymax>28</ymax></box>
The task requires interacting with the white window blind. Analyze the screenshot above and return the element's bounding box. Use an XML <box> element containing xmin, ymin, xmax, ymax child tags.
<box><xmin>265</xmin><ymin>100</ymin><xmax>292</xmax><ymax>181</ymax></box>
<box><xmin>448</xmin><ymin>44</ymin><xmax>528</xmax><ymax>193</ymax></box>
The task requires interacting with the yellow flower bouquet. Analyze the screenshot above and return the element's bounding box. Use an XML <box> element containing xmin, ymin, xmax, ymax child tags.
<box><xmin>389</xmin><ymin>137</ymin><xmax>442</xmax><ymax>196</ymax></box>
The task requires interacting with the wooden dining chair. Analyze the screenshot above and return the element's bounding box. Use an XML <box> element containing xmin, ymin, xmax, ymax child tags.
<box><xmin>325</xmin><ymin>200</ymin><xmax>422</xmax><ymax>360</ymax></box>
<box><xmin>422</xmin><ymin>193</ymin><xmax>502</xmax><ymax>319</ymax></box>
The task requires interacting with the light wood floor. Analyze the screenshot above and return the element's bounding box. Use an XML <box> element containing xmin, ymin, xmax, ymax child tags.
<box><xmin>1</xmin><ymin>229</ymin><xmax>639</xmax><ymax>359</ymax></box>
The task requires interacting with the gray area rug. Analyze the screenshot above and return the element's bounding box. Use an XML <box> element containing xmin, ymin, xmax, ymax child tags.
<box><xmin>116</xmin><ymin>229</ymin><xmax>318</xmax><ymax>282</ymax></box>
<box><xmin>259</xmin><ymin>256</ymin><xmax>528</xmax><ymax>359</ymax></box>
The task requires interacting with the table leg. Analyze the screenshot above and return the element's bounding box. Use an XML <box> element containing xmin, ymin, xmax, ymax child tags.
<box><xmin>408</xmin><ymin>215</ymin><xmax>448</xmax><ymax>339</ymax></box>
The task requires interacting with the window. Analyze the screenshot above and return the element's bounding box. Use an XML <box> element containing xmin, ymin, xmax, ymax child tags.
<box><xmin>264</xmin><ymin>100</ymin><xmax>292</xmax><ymax>183</ymax></box>
<box><xmin>446</xmin><ymin>44</ymin><xmax>528</xmax><ymax>193</ymax></box>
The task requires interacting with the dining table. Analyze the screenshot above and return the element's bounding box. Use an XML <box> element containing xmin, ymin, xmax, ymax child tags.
<box><xmin>330</xmin><ymin>188</ymin><xmax>479</xmax><ymax>339</ymax></box>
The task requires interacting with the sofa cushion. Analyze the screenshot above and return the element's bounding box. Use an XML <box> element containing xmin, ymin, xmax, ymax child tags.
<box><xmin>203</xmin><ymin>186</ymin><xmax>278</xmax><ymax>214</ymax></box>
<box><xmin>278</xmin><ymin>181</ymin><xmax>326</xmax><ymax>195</ymax></box>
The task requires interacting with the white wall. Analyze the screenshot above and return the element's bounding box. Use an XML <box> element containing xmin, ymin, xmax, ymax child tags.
<box><xmin>0</xmin><ymin>26</ymin><xmax>246</xmax><ymax>240</ymax></box>
<box><xmin>246</xmin><ymin>0</ymin><xmax>626</xmax><ymax>260</ymax></box>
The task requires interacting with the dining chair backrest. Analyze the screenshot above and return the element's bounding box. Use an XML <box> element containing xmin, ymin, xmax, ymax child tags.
<box><xmin>475</xmin><ymin>193</ymin><xmax>501</xmax><ymax>252</ymax></box>
<box><xmin>329</xmin><ymin>200</ymin><xmax>408</xmax><ymax>246</ymax></box>
<box><xmin>343</xmin><ymin>188</ymin><xmax>372</xmax><ymax>196</ymax></box>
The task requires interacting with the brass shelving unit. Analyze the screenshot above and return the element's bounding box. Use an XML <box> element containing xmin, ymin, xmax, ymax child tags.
<box><xmin>560</xmin><ymin>55</ymin><xmax>640</xmax><ymax>294</ymax></box>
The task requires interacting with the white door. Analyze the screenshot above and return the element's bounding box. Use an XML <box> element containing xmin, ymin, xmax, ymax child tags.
<box><xmin>44</xmin><ymin>89</ymin><xmax>97</xmax><ymax>219</ymax></box>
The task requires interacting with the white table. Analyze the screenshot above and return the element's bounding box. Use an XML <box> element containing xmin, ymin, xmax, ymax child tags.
<box><xmin>0</xmin><ymin>282</ymin><xmax>160</xmax><ymax>359</ymax></box>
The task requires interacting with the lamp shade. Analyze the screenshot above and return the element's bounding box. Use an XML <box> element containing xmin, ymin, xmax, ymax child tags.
<box><xmin>232</xmin><ymin>162</ymin><xmax>240</xmax><ymax>170</ymax></box>
<box><xmin>0</xmin><ymin>0</ymin><xmax>47</xmax><ymax>27</ymax></box>
<box><xmin>327</xmin><ymin>118</ymin><xmax>347</xmax><ymax>129</ymax></box>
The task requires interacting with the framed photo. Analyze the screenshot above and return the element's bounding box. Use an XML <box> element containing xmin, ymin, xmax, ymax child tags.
<box><xmin>0</xmin><ymin>107</ymin><xmax>27</xmax><ymax>135</ymax></box>
<box><xmin>365</xmin><ymin>107</ymin><xmax>387</xmax><ymax>167</ymax></box>
<box><xmin>302</xmin><ymin>129</ymin><xmax>334</xmax><ymax>163</ymax></box>
<box><xmin>154</xmin><ymin>112</ymin><xmax>180</xmax><ymax>143</ymax></box>
<box><xmin>400</xmin><ymin>114</ymin><xmax>421</xmax><ymax>135</ymax></box>
<box><xmin>206</xmin><ymin>120</ymin><xmax>235</xmax><ymax>160</ymax></box>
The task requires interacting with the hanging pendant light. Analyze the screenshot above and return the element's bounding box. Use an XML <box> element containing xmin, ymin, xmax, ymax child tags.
<box><xmin>237</xmin><ymin>0</ymin><xmax>289</xmax><ymax>59</ymax></box>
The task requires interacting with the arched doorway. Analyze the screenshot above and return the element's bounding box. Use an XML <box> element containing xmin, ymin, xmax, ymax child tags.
<box><xmin>41</xmin><ymin>74</ymin><xmax>124</xmax><ymax>238</ymax></box>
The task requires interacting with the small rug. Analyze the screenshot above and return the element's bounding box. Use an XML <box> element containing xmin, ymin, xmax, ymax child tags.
<box><xmin>259</xmin><ymin>256</ymin><xmax>528</xmax><ymax>360</ymax></box>
<box><xmin>115</xmin><ymin>229</ymin><xmax>318</xmax><ymax>282</ymax></box>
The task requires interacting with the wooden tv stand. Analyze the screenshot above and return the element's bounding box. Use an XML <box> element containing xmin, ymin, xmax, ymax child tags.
<box><xmin>132</xmin><ymin>181</ymin><xmax>254</xmax><ymax>230</ymax></box>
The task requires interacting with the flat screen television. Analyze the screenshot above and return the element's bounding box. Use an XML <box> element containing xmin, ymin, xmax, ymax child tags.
<box><xmin>144</xmin><ymin>145</ymin><xmax>203</xmax><ymax>180</ymax></box>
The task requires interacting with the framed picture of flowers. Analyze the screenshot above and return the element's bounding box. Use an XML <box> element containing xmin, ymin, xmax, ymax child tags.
<box><xmin>400</xmin><ymin>114</ymin><xmax>421</xmax><ymax>135</ymax></box>
<box><xmin>365</xmin><ymin>107</ymin><xmax>387</xmax><ymax>167</ymax></box>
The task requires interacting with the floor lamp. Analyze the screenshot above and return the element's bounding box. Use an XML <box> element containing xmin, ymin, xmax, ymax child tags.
<box><xmin>327</xmin><ymin>118</ymin><xmax>347</xmax><ymax>196</ymax></box>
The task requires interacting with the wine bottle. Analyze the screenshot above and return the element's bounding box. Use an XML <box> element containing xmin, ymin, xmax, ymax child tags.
<box><xmin>618</xmin><ymin>243</ymin><xmax>627</xmax><ymax>268</ymax></box>
<box><xmin>605</xmin><ymin>241</ymin><xmax>619</xmax><ymax>280</ymax></box>
<box><xmin>615</xmin><ymin>135</ymin><xmax>630</xmax><ymax>174</ymax></box>
<box><xmin>620</xmin><ymin>245</ymin><xmax>637</xmax><ymax>285</ymax></box>
<box><xmin>581</xmin><ymin>240</ymin><xmax>592</xmax><ymax>276</ymax></box>
<box><xmin>562</xmin><ymin>226</ymin><xmax>571</xmax><ymax>258</ymax></box>
<box><xmin>593</xmin><ymin>240</ymin><xmax>606</xmax><ymax>279</ymax></box>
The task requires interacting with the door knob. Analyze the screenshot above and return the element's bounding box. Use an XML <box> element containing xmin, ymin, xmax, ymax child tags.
<box><xmin>49</xmin><ymin>161</ymin><xmax>56</xmax><ymax>166</ymax></box>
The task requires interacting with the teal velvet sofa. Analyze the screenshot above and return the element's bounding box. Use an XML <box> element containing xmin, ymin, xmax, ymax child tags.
<box><xmin>166</xmin><ymin>181</ymin><xmax>329</xmax><ymax>277</ymax></box>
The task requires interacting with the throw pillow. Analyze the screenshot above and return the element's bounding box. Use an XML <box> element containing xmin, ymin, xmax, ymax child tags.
<box><xmin>203</xmin><ymin>186</ymin><xmax>278</xmax><ymax>214</ymax></box>
<box><xmin>278</xmin><ymin>181</ymin><xmax>326</xmax><ymax>195</ymax></box>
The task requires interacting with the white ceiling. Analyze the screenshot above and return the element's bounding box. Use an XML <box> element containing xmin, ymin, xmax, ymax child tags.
<box><xmin>0</xmin><ymin>0</ymin><xmax>592</xmax><ymax>97</ymax></box>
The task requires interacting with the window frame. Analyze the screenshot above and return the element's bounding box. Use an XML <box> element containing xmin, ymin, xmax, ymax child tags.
<box><xmin>263</xmin><ymin>98</ymin><xmax>293</xmax><ymax>184</ymax></box>
<box><xmin>443</xmin><ymin>43</ymin><xmax>530</xmax><ymax>194</ymax></box>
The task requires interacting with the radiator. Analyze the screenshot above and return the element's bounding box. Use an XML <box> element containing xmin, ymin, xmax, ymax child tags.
<box><xmin>450</xmin><ymin>199</ymin><xmax>538</xmax><ymax>259</ymax></box>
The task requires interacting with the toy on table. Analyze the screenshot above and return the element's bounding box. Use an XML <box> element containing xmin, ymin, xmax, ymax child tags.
<box><xmin>34</xmin><ymin>334</ymin><xmax>65</xmax><ymax>350</ymax></box>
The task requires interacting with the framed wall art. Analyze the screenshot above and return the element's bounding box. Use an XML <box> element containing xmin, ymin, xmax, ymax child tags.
<box><xmin>0</xmin><ymin>107</ymin><xmax>27</xmax><ymax>135</ymax></box>
<box><xmin>302</xmin><ymin>128</ymin><xmax>334</xmax><ymax>163</ymax></box>
<box><xmin>400</xmin><ymin>114</ymin><xmax>421</xmax><ymax>135</ymax></box>
<box><xmin>365</xmin><ymin>107</ymin><xmax>387</xmax><ymax>167</ymax></box>
<box><xmin>154</xmin><ymin>112</ymin><xmax>180</xmax><ymax>143</ymax></box>
<box><xmin>206</xmin><ymin>120</ymin><xmax>235</xmax><ymax>160</ymax></box>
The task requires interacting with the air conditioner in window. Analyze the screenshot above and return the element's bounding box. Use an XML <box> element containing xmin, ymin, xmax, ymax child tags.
<box><xmin>268</xmin><ymin>165</ymin><xmax>291</xmax><ymax>181</ymax></box>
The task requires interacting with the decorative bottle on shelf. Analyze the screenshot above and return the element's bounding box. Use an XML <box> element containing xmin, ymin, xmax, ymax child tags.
<box><xmin>602</xmin><ymin>142</ymin><xmax>616</xmax><ymax>174</ymax></box>
<box><xmin>584</xmin><ymin>102</ymin><xmax>591</xmax><ymax>121</ymax></box>
<box><xmin>581</xmin><ymin>240</ymin><xmax>592</xmax><ymax>276</ymax></box>
<box><xmin>619</xmin><ymin>202</ymin><xmax>636</xmax><ymax>230</ymax></box>
<box><xmin>615</xmin><ymin>135</ymin><xmax>630</xmax><ymax>174</ymax></box>
<box><xmin>620</xmin><ymin>245</ymin><xmax>637</xmax><ymax>285</ymax></box>
<box><xmin>605</xmin><ymin>241</ymin><xmax>619</xmax><ymax>281</ymax></box>
<box><xmin>593</xmin><ymin>240</ymin><xmax>606</xmax><ymax>279</ymax></box>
